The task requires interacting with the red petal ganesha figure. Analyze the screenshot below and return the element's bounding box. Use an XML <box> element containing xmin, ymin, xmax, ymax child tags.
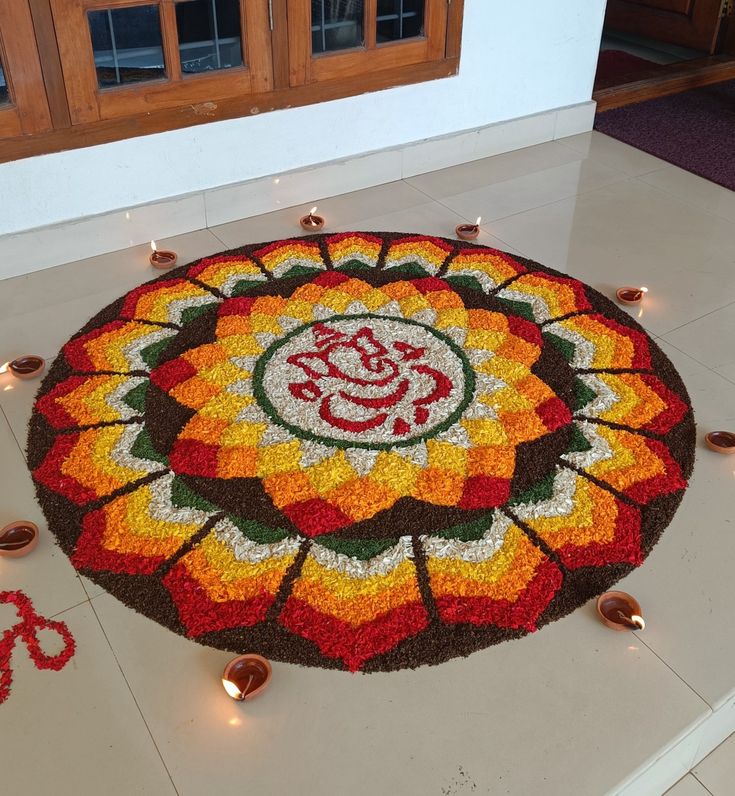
<box><xmin>285</xmin><ymin>323</ymin><xmax>454</xmax><ymax>438</ymax></box>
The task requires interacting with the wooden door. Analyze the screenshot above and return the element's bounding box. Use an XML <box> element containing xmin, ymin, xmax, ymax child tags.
<box><xmin>605</xmin><ymin>0</ymin><xmax>725</xmax><ymax>53</ymax></box>
<box><xmin>0</xmin><ymin>0</ymin><xmax>53</xmax><ymax>138</ymax></box>
<box><xmin>50</xmin><ymin>0</ymin><xmax>274</xmax><ymax>124</ymax></box>
<box><xmin>287</xmin><ymin>0</ymin><xmax>448</xmax><ymax>86</ymax></box>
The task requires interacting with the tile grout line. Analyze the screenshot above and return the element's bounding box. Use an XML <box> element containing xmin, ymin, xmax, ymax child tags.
<box><xmin>0</xmin><ymin>403</ymin><xmax>27</xmax><ymax>464</ymax></box>
<box><xmin>635</xmin><ymin>632</ymin><xmax>714</xmax><ymax>711</ymax></box>
<box><xmin>408</xmin><ymin>170</ymin><xmax>641</xmax><ymax>231</ymax></box>
<box><xmin>202</xmin><ymin>191</ymin><xmax>209</xmax><ymax>229</ymax></box>
<box><xmin>49</xmin><ymin>597</ymin><xmax>92</xmax><ymax>619</ymax></box>
<box><xmin>402</xmin><ymin>180</ymin><xmax>533</xmax><ymax>256</ymax></box>
<box><xmin>208</xmin><ymin>227</ymin><xmax>232</xmax><ymax>250</ymax></box>
<box><xmin>555</xmin><ymin>133</ymin><xmax>671</xmax><ymax>177</ymax></box>
<box><xmin>634</xmin><ymin>170</ymin><xmax>735</xmax><ymax>227</ymax></box>
<box><xmin>690</xmin><ymin>772</ymin><xmax>716</xmax><ymax>795</ymax></box>
<box><xmin>657</xmin><ymin>298</ymin><xmax>735</xmax><ymax>339</ymax></box>
<box><xmin>659</xmin><ymin>337</ymin><xmax>735</xmax><ymax>389</ymax></box>
<box><xmin>87</xmin><ymin>599</ymin><xmax>182</xmax><ymax>796</ymax></box>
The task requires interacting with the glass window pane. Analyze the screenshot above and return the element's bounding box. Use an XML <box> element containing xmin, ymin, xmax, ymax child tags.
<box><xmin>377</xmin><ymin>0</ymin><xmax>424</xmax><ymax>43</ymax></box>
<box><xmin>88</xmin><ymin>6</ymin><xmax>166</xmax><ymax>88</ymax></box>
<box><xmin>176</xmin><ymin>0</ymin><xmax>244</xmax><ymax>75</ymax></box>
<box><xmin>311</xmin><ymin>0</ymin><xmax>364</xmax><ymax>55</ymax></box>
<box><xmin>0</xmin><ymin>55</ymin><xmax>9</xmax><ymax>105</ymax></box>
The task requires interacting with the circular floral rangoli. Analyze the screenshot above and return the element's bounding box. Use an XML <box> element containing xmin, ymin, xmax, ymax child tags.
<box><xmin>28</xmin><ymin>233</ymin><xmax>695</xmax><ymax>672</ymax></box>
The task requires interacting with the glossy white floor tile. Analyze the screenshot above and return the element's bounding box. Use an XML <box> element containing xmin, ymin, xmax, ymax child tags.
<box><xmin>0</xmin><ymin>602</ymin><xmax>176</xmax><ymax>795</ymax></box>
<box><xmin>663</xmin><ymin>303</ymin><xmax>735</xmax><ymax>383</ymax></box>
<box><xmin>408</xmin><ymin>141</ymin><xmax>626</xmax><ymax>223</ymax></box>
<box><xmin>210</xmin><ymin>180</ymin><xmax>436</xmax><ymax>249</ymax></box>
<box><xmin>488</xmin><ymin>179</ymin><xmax>735</xmax><ymax>337</ymax></box>
<box><xmin>2</xmin><ymin>132</ymin><xmax>735</xmax><ymax>795</ymax></box>
<box><xmin>639</xmin><ymin>167</ymin><xmax>735</xmax><ymax>225</ymax></box>
<box><xmin>93</xmin><ymin>592</ymin><xmax>708</xmax><ymax>796</ymax></box>
<box><xmin>559</xmin><ymin>131</ymin><xmax>673</xmax><ymax>176</ymax></box>
<box><xmin>0</xmin><ymin>408</ymin><xmax>88</xmax><ymax>619</ymax></box>
<box><xmin>693</xmin><ymin>733</ymin><xmax>735</xmax><ymax>795</ymax></box>
<box><xmin>607</xmin><ymin>342</ymin><xmax>735</xmax><ymax>709</ymax></box>
<box><xmin>0</xmin><ymin>229</ymin><xmax>223</xmax><ymax>324</ymax></box>
<box><xmin>665</xmin><ymin>774</ymin><xmax>712</xmax><ymax>796</ymax></box>
<box><xmin>407</xmin><ymin>141</ymin><xmax>585</xmax><ymax>197</ymax></box>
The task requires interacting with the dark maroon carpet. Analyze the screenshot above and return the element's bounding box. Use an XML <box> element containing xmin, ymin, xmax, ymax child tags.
<box><xmin>595</xmin><ymin>79</ymin><xmax>735</xmax><ymax>192</ymax></box>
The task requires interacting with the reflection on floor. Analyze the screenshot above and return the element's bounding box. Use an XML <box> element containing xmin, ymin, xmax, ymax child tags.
<box><xmin>1</xmin><ymin>132</ymin><xmax>735</xmax><ymax>795</ymax></box>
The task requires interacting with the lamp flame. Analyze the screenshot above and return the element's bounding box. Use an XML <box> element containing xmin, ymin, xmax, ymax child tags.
<box><xmin>310</xmin><ymin>207</ymin><xmax>318</xmax><ymax>216</ymax></box>
<box><xmin>0</xmin><ymin>362</ymin><xmax>8</xmax><ymax>374</ymax></box>
<box><xmin>630</xmin><ymin>614</ymin><xmax>646</xmax><ymax>631</ymax></box>
<box><xmin>475</xmin><ymin>217</ymin><xmax>482</xmax><ymax>226</ymax></box>
<box><xmin>150</xmin><ymin>240</ymin><xmax>157</xmax><ymax>253</ymax></box>
<box><xmin>222</xmin><ymin>678</ymin><xmax>244</xmax><ymax>700</ymax></box>
<box><xmin>640</xmin><ymin>286</ymin><xmax>649</xmax><ymax>294</ymax></box>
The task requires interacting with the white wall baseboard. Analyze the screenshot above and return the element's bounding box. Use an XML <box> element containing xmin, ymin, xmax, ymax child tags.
<box><xmin>610</xmin><ymin>690</ymin><xmax>735</xmax><ymax>796</ymax></box>
<box><xmin>0</xmin><ymin>101</ymin><xmax>595</xmax><ymax>281</ymax></box>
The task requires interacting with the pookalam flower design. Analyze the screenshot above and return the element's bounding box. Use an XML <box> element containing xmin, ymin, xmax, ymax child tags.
<box><xmin>29</xmin><ymin>233</ymin><xmax>694</xmax><ymax>672</ymax></box>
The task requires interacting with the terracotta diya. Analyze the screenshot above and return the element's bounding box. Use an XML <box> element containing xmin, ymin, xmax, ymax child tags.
<box><xmin>705</xmin><ymin>431</ymin><xmax>735</xmax><ymax>454</ymax></box>
<box><xmin>299</xmin><ymin>207</ymin><xmax>325</xmax><ymax>232</ymax></box>
<box><xmin>149</xmin><ymin>240</ymin><xmax>178</xmax><ymax>269</ymax></box>
<box><xmin>0</xmin><ymin>521</ymin><xmax>39</xmax><ymax>558</ymax></box>
<box><xmin>6</xmin><ymin>355</ymin><xmax>46</xmax><ymax>380</ymax></box>
<box><xmin>455</xmin><ymin>217</ymin><xmax>482</xmax><ymax>241</ymax></box>
<box><xmin>616</xmin><ymin>286</ymin><xmax>648</xmax><ymax>305</ymax></box>
<box><xmin>222</xmin><ymin>654</ymin><xmax>272</xmax><ymax>701</ymax></box>
<box><xmin>596</xmin><ymin>591</ymin><xmax>645</xmax><ymax>631</ymax></box>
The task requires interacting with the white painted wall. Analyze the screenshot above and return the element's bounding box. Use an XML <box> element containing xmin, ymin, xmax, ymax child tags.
<box><xmin>0</xmin><ymin>0</ymin><xmax>606</xmax><ymax>236</ymax></box>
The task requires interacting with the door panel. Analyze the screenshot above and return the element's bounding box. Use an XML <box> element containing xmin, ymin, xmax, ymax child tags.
<box><xmin>606</xmin><ymin>0</ymin><xmax>724</xmax><ymax>53</ymax></box>
<box><xmin>626</xmin><ymin>0</ymin><xmax>692</xmax><ymax>13</ymax></box>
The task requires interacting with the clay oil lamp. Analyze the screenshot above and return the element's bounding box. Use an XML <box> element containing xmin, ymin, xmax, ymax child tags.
<box><xmin>455</xmin><ymin>216</ymin><xmax>482</xmax><ymax>241</ymax></box>
<box><xmin>299</xmin><ymin>206</ymin><xmax>325</xmax><ymax>232</ymax></box>
<box><xmin>149</xmin><ymin>240</ymin><xmax>178</xmax><ymax>269</ymax></box>
<box><xmin>222</xmin><ymin>654</ymin><xmax>272</xmax><ymax>702</ymax></box>
<box><xmin>596</xmin><ymin>591</ymin><xmax>645</xmax><ymax>632</ymax></box>
<box><xmin>616</xmin><ymin>286</ymin><xmax>649</xmax><ymax>306</ymax></box>
<box><xmin>705</xmin><ymin>431</ymin><xmax>735</xmax><ymax>455</ymax></box>
<box><xmin>1</xmin><ymin>356</ymin><xmax>46</xmax><ymax>380</ymax></box>
<box><xmin>0</xmin><ymin>521</ymin><xmax>39</xmax><ymax>558</ymax></box>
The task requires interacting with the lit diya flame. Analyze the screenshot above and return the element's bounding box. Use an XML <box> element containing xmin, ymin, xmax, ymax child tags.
<box><xmin>596</xmin><ymin>591</ymin><xmax>645</xmax><ymax>632</ymax></box>
<box><xmin>222</xmin><ymin>677</ymin><xmax>249</xmax><ymax>701</ymax></box>
<box><xmin>455</xmin><ymin>216</ymin><xmax>482</xmax><ymax>241</ymax></box>
<box><xmin>149</xmin><ymin>240</ymin><xmax>177</xmax><ymax>269</ymax></box>
<box><xmin>616</xmin><ymin>286</ymin><xmax>649</xmax><ymax>305</ymax></box>
<box><xmin>221</xmin><ymin>654</ymin><xmax>272</xmax><ymax>702</ymax></box>
<box><xmin>300</xmin><ymin>206</ymin><xmax>325</xmax><ymax>231</ymax></box>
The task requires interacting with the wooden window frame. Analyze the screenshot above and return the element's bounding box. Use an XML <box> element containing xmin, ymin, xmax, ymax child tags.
<box><xmin>287</xmin><ymin>0</ymin><xmax>449</xmax><ymax>85</ymax></box>
<box><xmin>0</xmin><ymin>0</ymin><xmax>464</xmax><ymax>163</ymax></box>
<box><xmin>51</xmin><ymin>0</ymin><xmax>274</xmax><ymax>123</ymax></box>
<box><xmin>0</xmin><ymin>0</ymin><xmax>52</xmax><ymax>138</ymax></box>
